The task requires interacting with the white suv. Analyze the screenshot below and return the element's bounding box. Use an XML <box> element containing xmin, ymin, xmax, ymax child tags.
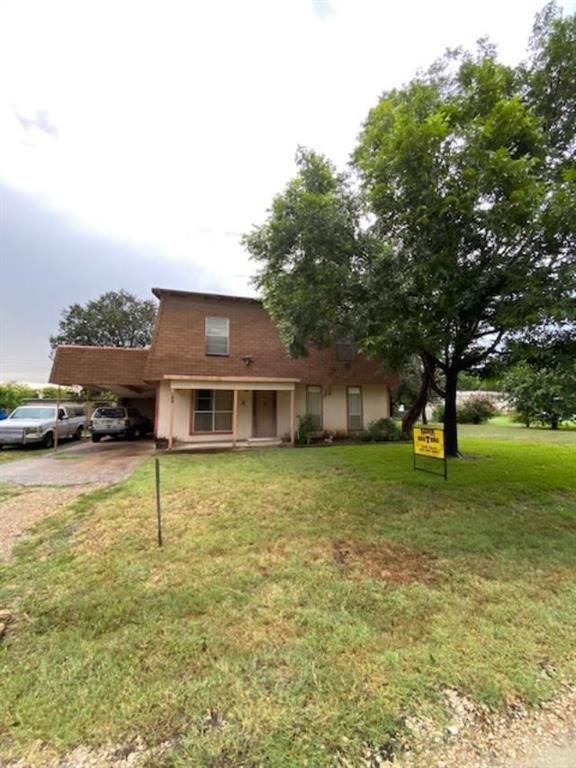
<box><xmin>90</xmin><ymin>406</ymin><xmax>152</xmax><ymax>442</ymax></box>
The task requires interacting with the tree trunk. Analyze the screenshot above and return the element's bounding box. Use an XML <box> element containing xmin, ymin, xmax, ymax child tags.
<box><xmin>401</xmin><ymin>356</ymin><xmax>435</xmax><ymax>438</ymax></box>
<box><xmin>550</xmin><ymin>415</ymin><xmax>559</xmax><ymax>430</ymax></box>
<box><xmin>443</xmin><ymin>367</ymin><xmax>459</xmax><ymax>457</ymax></box>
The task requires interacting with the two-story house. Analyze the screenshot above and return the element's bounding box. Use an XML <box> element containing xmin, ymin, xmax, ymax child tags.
<box><xmin>49</xmin><ymin>288</ymin><xmax>397</xmax><ymax>448</ymax></box>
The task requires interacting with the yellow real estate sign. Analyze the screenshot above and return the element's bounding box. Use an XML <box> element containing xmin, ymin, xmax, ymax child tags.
<box><xmin>413</xmin><ymin>427</ymin><xmax>445</xmax><ymax>459</ymax></box>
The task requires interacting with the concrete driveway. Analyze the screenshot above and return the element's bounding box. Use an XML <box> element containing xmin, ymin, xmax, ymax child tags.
<box><xmin>0</xmin><ymin>438</ymin><xmax>155</xmax><ymax>486</ymax></box>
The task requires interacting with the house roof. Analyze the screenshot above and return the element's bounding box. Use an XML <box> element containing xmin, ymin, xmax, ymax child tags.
<box><xmin>49</xmin><ymin>290</ymin><xmax>397</xmax><ymax>390</ymax></box>
<box><xmin>152</xmin><ymin>287</ymin><xmax>261</xmax><ymax>304</ymax></box>
<box><xmin>49</xmin><ymin>346</ymin><xmax>150</xmax><ymax>388</ymax></box>
<box><xmin>144</xmin><ymin>290</ymin><xmax>397</xmax><ymax>387</ymax></box>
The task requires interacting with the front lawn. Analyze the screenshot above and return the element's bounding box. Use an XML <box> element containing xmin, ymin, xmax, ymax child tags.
<box><xmin>0</xmin><ymin>446</ymin><xmax>50</xmax><ymax>464</ymax></box>
<box><xmin>1</xmin><ymin>429</ymin><xmax>575</xmax><ymax>766</ymax></box>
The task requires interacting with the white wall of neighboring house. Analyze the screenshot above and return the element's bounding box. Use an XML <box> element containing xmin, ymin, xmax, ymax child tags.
<box><xmin>456</xmin><ymin>390</ymin><xmax>509</xmax><ymax>411</ymax></box>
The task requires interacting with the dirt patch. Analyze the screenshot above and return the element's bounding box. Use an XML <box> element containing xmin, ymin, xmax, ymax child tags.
<box><xmin>333</xmin><ymin>540</ymin><xmax>439</xmax><ymax>584</ymax></box>
<box><xmin>0</xmin><ymin>486</ymin><xmax>95</xmax><ymax>562</ymax></box>
<box><xmin>2</xmin><ymin>737</ymin><xmax>178</xmax><ymax>768</ymax></box>
<box><xmin>333</xmin><ymin>539</ymin><xmax>439</xmax><ymax>585</ymax></box>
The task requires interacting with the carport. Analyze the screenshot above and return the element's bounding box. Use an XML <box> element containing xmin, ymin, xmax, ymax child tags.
<box><xmin>49</xmin><ymin>346</ymin><xmax>157</xmax><ymax>427</ymax></box>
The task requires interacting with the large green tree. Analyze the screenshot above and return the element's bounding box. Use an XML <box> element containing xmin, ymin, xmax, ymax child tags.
<box><xmin>50</xmin><ymin>290</ymin><xmax>157</xmax><ymax>349</ymax></box>
<box><xmin>244</xmin><ymin>5</ymin><xmax>575</xmax><ymax>456</ymax></box>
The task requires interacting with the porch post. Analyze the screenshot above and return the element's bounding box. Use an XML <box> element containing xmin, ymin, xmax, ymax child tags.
<box><xmin>54</xmin><ymin>384</ymin><xmax>61</xmax><ymax>452</ymax></box>
<box><xmin>232</xmin><ymin>389</ymin><xmax>239</xmax><ymax>448</ymax></box>
<box><xmin>168</xmin><ymin>389</ymin><xmax>175</xmax><ymax>450</ymax></box>
<box><xmin>289</xmin><ymin>387</ymin><xmax>296</xmax><ymax>447</ymax></box>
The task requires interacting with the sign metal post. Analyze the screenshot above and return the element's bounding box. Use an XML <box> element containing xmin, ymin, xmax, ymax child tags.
<box><xmin>412</xmin><ymin>426</ymin><xmax>447</xmax><ymax>480</ymax></box>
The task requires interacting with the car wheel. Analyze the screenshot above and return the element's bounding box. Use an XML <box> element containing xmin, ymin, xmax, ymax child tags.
<box><xmin>73</xmin><ymin>427</ymin><xmax>83</xmax><ymax>441</ymax></box>
<box><xmin>43</xmin><ymin>431</ymin><xmax>54</xmax><ymax>449</ymax></box>
<box><xmin>91</xmin><ymin>434</ymin><xmax>102</xmax><ymax>443</ymax></box>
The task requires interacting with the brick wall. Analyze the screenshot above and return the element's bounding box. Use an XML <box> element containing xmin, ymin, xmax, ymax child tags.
<box><xmin>145</xmin><ymin>291</ymin><xmax>397</xmax><ymax>387</ymax></box>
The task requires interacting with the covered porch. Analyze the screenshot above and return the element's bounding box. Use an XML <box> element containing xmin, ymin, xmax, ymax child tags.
<box><xmin>158</xmin><ymin>375</ymin><xmax>299</xmax><ymax>450</ymax></box>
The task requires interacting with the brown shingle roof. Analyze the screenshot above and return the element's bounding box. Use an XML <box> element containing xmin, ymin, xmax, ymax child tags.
<box><xmin>49</xmin><ymin>346</ymin><xmax>150</xmax><ymax>387</ymax></box>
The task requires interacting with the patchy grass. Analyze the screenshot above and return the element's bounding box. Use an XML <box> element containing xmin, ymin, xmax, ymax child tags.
<box><xmin>0</xmin><ymin>482</ymin><xmax>20</xmax><ymax>502</ymax></box>
<box><xmin>0</xmin><ymin>442</ymin><xmax>88</xmax><ymax>464</ymax></box>
<box><xmin>0</xmin><ymin>428</ymin><xmax>575</xmax><ymax>766</ymax></box>
<box><xmin>0</xmin><ymin>446</ymin><xmax>49</xmax><ymax>464</ymax></box>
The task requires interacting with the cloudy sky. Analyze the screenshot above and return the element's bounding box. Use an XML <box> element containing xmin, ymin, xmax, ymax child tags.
<box><xmin>1</xmin><ymin>0</ymin><xmax>573</xmax><ymax>382</ymax></box>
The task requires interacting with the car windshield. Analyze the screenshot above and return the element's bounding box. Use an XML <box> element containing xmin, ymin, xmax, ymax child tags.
<box><xmin>94</xmin><ymin>407</ymin><xmax>125</xmax><ymax>418</ymax></box>
<box><xmin>9</xmin><ymin>407</ymin><xmax>56</xmax><ymax>420</ymax></box>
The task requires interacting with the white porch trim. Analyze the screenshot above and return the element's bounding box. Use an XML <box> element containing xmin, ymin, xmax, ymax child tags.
<box><xmin>164</xmin><ymin>376</ymin><xmax>299</xmax><ymax>449</ymax></box>
<box><xmin>168</xmin><ymin>377</ymin><xmax>298</xmax><ymax>392</ymax></box>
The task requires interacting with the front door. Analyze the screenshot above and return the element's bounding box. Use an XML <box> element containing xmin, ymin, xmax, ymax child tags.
<box><xmin>253</xmin><ymin>391</ymin><xmax>276</xmax><ymax>437</ymax></box>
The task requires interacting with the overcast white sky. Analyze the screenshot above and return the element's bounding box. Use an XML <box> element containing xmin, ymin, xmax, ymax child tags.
<box><xmin>1</xmin><ymin>0</ymin><xmax>574</xmax><ymax>382</ymax></box>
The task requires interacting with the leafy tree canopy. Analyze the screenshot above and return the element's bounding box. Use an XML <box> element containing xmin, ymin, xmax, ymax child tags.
<box><xmin>504</xmin><ymin>364</ymin><xmax>576</xmax><ymax>429</ymax></box>
<box><xmin>244</xmin><ymin>3</ymin><xmax>575</xmax><ymax>456</ymax></box>
<box><xmin>50</xmin><ymin>290</ymin><xmax>157</xmax><ymax>350</ymax></box>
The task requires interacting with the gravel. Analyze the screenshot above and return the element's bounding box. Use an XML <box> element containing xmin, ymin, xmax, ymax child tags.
<box><xmin>386</xmin><ymin>685</ymin><xmax>576</xmax><ymax>768</ymax></box>
<box><xmin>0</xmin><ymin>486</ymin><xmax>95</xmax><ymax>561</ymax></box>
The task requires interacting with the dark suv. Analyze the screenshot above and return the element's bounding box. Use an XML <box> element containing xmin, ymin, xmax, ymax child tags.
<box><xmin>90</xmin><ymin>406</ymin><xmax>152</xmax><ymax>442</ymax></box>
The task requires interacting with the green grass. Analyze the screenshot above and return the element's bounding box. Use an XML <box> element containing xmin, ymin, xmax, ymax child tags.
<box><xmin>1</xmin><ymin>428</ymin><xmax>575</xmax><ymax>766</ymax></box>
<box><xmin>458</xmin><ymin>416</ymin><xmax>576</xmax><ymax>444</ymax></box>
<box><xmin>0</xmin><ymin>446</ymin><xmax>51</xmax><ymax>464</ymax></box>
<box><xmin>0</xmin><ymin>482</ymin><xmax>20</xmax><ymax>502</ymax></box>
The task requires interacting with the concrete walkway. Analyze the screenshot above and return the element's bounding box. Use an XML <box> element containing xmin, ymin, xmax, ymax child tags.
<box><xmin>0</xmin><ymin>439</ymin><xmax>155</xmax><ymax>486</ymax></box>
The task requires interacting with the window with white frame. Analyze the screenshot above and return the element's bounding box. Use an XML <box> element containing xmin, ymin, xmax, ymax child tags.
<box><xmin>347</xmin><ymin>386</ymin><xmax>363</xmax><ymax>431</ymax></box>
<box><xmin>307</xmin><ymin>385</ymin><xmax>323</xmax><ymax>430</ymax></box>
<box><xmin>205</xmin><ymin>316</ymin><xmax>229</xmax><ymax>356</ymax></box>
<box><xmin>193</xmin><ymin>389</ymin><xmax>233</xmax><ymax>432</ymax></box>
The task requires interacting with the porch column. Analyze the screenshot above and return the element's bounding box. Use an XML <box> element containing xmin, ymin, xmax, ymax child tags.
<box><xmin>54</xmin><ymin>384</ymin><xmax>61</xmax><ymax>452</ymax></box>
<box><xmin>232</xmin><ymin>389</ymin><xmax>239</xmax><ymax>448</ymax></box>
<box><xmin>289</xmin><ymin>388</ymin><xmax>296</xmax><ymax>447</ymax></box>
<box><xmin>168</xmin><ymin>390</ymin><xmax>175</xmax><ymax>450</ymax></box>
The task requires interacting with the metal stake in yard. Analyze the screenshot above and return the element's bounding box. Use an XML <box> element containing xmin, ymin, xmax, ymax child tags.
<box><xmin>155</xmin><ymin>458</ymin><xmax>163</xmax><ymax>547</ymax></box>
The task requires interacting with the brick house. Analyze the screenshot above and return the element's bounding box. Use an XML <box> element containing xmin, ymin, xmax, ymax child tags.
<box><xmin>50</xmin><ymin>288</ymin><xmax>397</xmax><ymax>448</ymax></box>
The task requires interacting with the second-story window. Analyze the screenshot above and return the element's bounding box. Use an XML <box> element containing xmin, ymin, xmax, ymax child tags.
<box><xmin>205</xmin><ymin>316</ymin><xmax>229</xmax><ymax>356</ymax></box>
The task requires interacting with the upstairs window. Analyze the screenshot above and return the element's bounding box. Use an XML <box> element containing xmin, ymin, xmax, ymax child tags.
<box><xmin>335</xmin><ymin>340</ymin><xmax>358</xmax><ymax>362</ymax></box>
<box><xmin>205</xmin><ymin>316</ymin><xmax>229</xmax><ymax>356</ymax></box>
<box><xmin>347</xmin><ymin>386</ymin><xmax>363</xmax><ymax>431</ymax></box>
<box><xmin>307</xmin><ymin>385</ymin><xmax>323</xmax><ymax>430</ymax></box>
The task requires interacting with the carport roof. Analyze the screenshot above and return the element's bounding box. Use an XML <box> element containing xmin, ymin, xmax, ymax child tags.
<box><xmin>49</xmin><ymin>346</ymin><xmax>151</xmax><ymax>389</ymax></box>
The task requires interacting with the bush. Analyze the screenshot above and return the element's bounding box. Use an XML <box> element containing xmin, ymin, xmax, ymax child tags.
<box><xmin>296</xmin><ymin>414</ymin><xmax>317</xmax><ymax>445</ymax></box>
<box><xmin>433</xmin><ymin>396</ymin><xmax>497</xmax><ymax>425</ymax></box>
<box><xmin>321</xmin><ymin>430</ymin><xmax>349</xmax><ymax>443</ymax></box>
<box><xmin>458</xmin><ymin>395</ymin><xmax>497</xmax><ymax>424</ymax></box>
<box><xmin>362</xmin><ymin>418</ymin><xmax>403</xmax><ymax>442</ymax></box>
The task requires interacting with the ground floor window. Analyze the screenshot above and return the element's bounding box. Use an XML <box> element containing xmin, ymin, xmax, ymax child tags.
<box><xmin>307</xmin><ymin>385</ymin><xmax>323</xmax><ymax>430</ymax></box>
<box><xmin>193</xmin><ymin>389</ymin><xmax>233</xmax><ymax>432</ymax></box>
<box><xmin>347</xmin><ymin>386</ymin><xmax>363</xmax><ymax>431</ymax></box>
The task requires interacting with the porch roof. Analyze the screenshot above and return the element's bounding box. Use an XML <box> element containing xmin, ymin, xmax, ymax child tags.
<box><xmin>166</xmin><ymin>374</ymin><xmax>299</xmax><ymax>391</ymax></box>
